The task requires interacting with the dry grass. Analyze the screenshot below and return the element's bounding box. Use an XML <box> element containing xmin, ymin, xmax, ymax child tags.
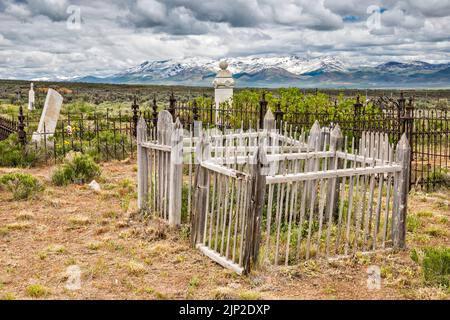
<box><xmin>16</xmin><ymin>210</ymin><xmax>35</xmax><ymax>221</ymax></box>
<box><xmin>5</xmin><ymin>222</ymin><xmax>31</xmax><ymax>231</ymax></box>
<box><xmin>0</xmin><ymin>161</ymin><xmax>449</xmax><ymax>300</ymax></box>
<box><xmin>126</xmin><ymin>260</ymin><xmax>147</xmax><ymax>276</ymax></box>
<box><xmin>68</xmin><ymin>215</ymin><xmax>90</xmax><ymax>227</ymax></box>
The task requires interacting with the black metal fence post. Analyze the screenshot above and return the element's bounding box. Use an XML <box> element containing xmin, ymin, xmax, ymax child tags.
<box><xmin>17</xmin><ymin>104</ymin><xmax>26</xmax><ymax>146</ymax></box>
<box><xmin>152</xmin><ymin>95</ymin><xmax>158</xmax><ymax>128</ymax></box>
<box><xmin>132</xmin><ymin>97</ymin><xmax>139</xmax><ymax>137</ymax></box>
<box><xmin>274</xmin><ymin>101</ymin><xmax>284</xmax><ymax>130</ymax></box>
<box><xmin>193</xmin><ymin>99</ymin><xmax>199</xmax><ymax>122</ymax></box>
<box><xmin>354</xmin><ymin>95</ymin><xmax>362</xmax><ymax>117</ymax></box>
<box><xmin>405</xmin><ymin>96</ymin><xmax>415</xmax><ymax>187</ymax></box>
<box><xmin>209</xmin><ymin>101</ymin><xmax>214</xmax><ymax>125</ymax></box>
<box><xmin>259</xmin><ymin>93</ymin><xmax>268</xmax><ymax>130</ymax></box>
<box><xmin>398</xmin><ymin>91</ymin><xmax>406</xmax><ymax>141</ymax></box>
<box><xmin>405</xmin><ymin>96</ymin><xmax>414</xmax><ymax>146</ymax></box>
<box><xmin>169</xmin><ymin>92</ymin><xmax>176</xmax><ymax>119</ymax></box>
<box><xmin>353</xmin><ymin>96</ymin><xmax>363</xmax><ymax>143</ymax></box>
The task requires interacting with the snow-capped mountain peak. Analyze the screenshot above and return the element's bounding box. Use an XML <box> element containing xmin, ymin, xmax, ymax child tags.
<box><xmin>118</xmin><ymin>55</ymin><xmax>347</xmax><ymax>79</ymax></box>
<box><xmin>224</xmin><ymin>55</ymin><xmax>346</xmax><ymax>74</ymax></box>
<box><xmin>74</xmin><ymin>55</ymin><xmax>450</xmax><ymax>88</ymax></box>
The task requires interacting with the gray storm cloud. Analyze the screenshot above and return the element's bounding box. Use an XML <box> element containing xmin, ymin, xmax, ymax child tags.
<box><xmin>0</xmin><ymin>0</ymin><xmax>449</xmax><ymax>79</ymax></box>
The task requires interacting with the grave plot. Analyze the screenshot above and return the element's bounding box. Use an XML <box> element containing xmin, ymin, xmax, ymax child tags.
<box><xmin>137</xmin><ymin>110</ymin><xmax>410</xmax><ymax>274</ymax></box>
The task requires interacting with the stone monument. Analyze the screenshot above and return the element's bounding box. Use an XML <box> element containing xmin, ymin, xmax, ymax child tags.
<box><xmin>28</xmin><ymin>82</ymin><xmax>35</xmax><ymax>111</ymax></box>
<box><xmin>32</xmin><ymin>88</ymin><xmax>63</xmax><ymax>143</ymax></box>
<box><xmin>213</xmin><ymin>61</ymin><xmax>235</xmax><ymax>124</ymax></box>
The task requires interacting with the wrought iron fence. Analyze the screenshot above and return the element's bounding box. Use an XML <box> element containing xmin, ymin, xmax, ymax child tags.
<box><xmin>1</xmin><ymin>91</ymin><xmax>449</xmax><ymax>190</ymax></box>
<box><xmin>0</xmin><ymin>114</ymin><xmax>17</xmax><ymax>141</ymax></box>
<box><xmin>158</xmin><ymin>92</ymin><xmax>448</xmax><ymax>190</ymax></box>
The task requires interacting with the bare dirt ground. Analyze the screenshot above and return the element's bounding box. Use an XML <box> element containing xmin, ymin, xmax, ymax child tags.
<box><xmin>1</xmin><ymin>161</ymin><xmax>449</xmax><ymax>300</ymax></box>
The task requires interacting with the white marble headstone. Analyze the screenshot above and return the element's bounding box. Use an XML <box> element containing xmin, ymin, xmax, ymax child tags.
<box><xmin>32</xmin><ymin>88</ymin><xmax>63</xmax><ymax>143</ymax></box>
<box><xmin>28</xmin><ymin>82</ymin><xmax>35</xmax><ymax>111</ymax></box>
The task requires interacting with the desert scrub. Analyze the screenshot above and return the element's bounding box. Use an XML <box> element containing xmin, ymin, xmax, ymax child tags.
<box><xmin>62</xmin><ymin>100</ymin><xmax>96</xmax><ymax>114</ymax></box>
<box><xmin>0</xmin><ymin>134</ymin><xmax>40</xmax><ymax>167</ymax></box>
<box><xmin>26</xmin><ymin>284</ymin><xmax>49</xmax><ymax>298</ymax></box>
<box><xmin>52</xmin><ymin>152</ymin><xmax>101</xmax><ymax>186</ymax></box>
<box><xmin>0</xmin><ymin>172</ymin><xmax>44</xmax><ymax>200</ymax></box>
<box><xmin>411</xmin><ymin>247</ymin><xmax>450</xmax><ymax>289</ymax></box>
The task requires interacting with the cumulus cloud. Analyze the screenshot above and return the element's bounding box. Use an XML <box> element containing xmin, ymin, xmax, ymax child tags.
<box><xmin>123</xmin><ymin>0</ymin><xmax>344</xmax><ymax>31</ymax></box>
<box><xmin>391</xmin><ymin>0</ymin><xmax>450</xmax><ymax>18</ymax></box>
<box><xmin>26</xmin><ymin>0</ymin><xmax>70</xmax><ymax>21</ymax></box>
<box><xmin>0</xmin><ymin>0</ymin><xmax>70</xmax><ymax>21</ymax></box>
<box><xmin>380</xmin><ymin>6</ymin><xmax>424</xmax><ymax>30</ymax></box>
<box><xmin>0</xmin><ymin>0</ymin><xmax>449</xmax><ymax>79</ymax></box>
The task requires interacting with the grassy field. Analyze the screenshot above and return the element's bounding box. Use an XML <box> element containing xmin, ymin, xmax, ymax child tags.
<box><xmin>1</xmin><ymin>80</ymin><xmax>449</xmax><ymax>300</ymax></box>
<box><xmin>0</xmin><ymin>160</ymin><xmax>449</xmax><ymax>300</ymax></box>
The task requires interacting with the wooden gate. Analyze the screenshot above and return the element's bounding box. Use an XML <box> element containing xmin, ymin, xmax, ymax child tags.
<box><xmin>191</xmin><ymin>146</ymin><xmax>253</xmax><ymax>275</ymax></box>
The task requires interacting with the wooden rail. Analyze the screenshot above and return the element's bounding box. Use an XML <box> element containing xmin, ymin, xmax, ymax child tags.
<box><xmin>137</xmin><ymin>110</ymin><xmax>410</xmax><ymax>274</ymax></box>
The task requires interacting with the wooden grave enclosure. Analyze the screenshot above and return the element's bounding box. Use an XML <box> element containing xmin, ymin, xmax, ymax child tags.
<box><xmin>137</xmin><ymin>110</ymin><xmax>410</xmax><ymax>274</ymax></box>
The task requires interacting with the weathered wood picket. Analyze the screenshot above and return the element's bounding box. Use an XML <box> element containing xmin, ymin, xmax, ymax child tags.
<box><xmin>137</xmin><ymin>111</ymin><xmax>184</xmax><ymax>226</ymax></box>
<box><xmin>137</xmin><ymin>110</ymin><xmax>410</xmax><ymax>274</ymax></box>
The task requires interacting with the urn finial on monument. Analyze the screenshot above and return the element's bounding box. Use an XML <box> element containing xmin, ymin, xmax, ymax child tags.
<box><xmin>219</xmin><ymin>60</ymin><xmax>227</xmax><ymax>70</ymax></box>
<box><xmin>213</xmin><ymin>60</ymin><xmax>235</xmax><ymax>89</ymax></box>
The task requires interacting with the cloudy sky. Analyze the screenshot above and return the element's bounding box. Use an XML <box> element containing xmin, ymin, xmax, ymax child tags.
<box><xmin>0</xmin><ymin>0</ymin><xmax>449</xmax><ymax>80</ymax></box>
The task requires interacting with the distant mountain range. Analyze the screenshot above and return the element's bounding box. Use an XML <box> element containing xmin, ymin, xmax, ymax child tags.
<box><xmin>74</xmin><ymin>55</ymin><xmax>450</xmax><ymax>88</ymax></box>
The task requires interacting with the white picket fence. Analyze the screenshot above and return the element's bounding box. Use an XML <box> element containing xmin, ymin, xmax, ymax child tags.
<box><xmin>137</xmin><ymin>110</ymin><xmax>410</xmax><ymax>275</ymax></box>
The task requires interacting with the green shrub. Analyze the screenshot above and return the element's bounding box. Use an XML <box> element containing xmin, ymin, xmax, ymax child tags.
<box><xmin>51</xmin><ymin>166</ymin><xmax>74</xmax><ymax>186</ymax></box>
<box><xmin>62</xmin><ymin>100</ymin><xmax>96</xmax><ymax>114</ymax></box>
<box><xmin>426</xmin><ymin>169</ymin><xmax>450</xmax><ymax>188</ymax></box>
<box><xmin>52</xmin><ymin>152</ymin><xmax>101</xmax><ymax>186</ymax></box>
<box><xmin>0</xmin><ymin>172</ymin><xmax>44</xmax><ymax>200</ymax></box>
<box><xmin>228</xmin><ymin>89</ymin><xmax>381</xmax><ymax>132</ymax></box>
<box><xmin>0</xmin><ymin>134</ymin><xmax>39</xmax><ymax>167</ymax></box>
<box><xmin>411</xmin><ymin>247</ymin><xmax>450</xmax><ymax>288</ymax></box>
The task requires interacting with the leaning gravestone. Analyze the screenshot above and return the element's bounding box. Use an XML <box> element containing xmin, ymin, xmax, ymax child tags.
<box><xmin>32</xmin><ymin>88</ymin><xmax>63</xmax><ymax>143</ymax></box>
<box><xmin>28</xmin><ymin>82</ymin><xmax>35</xmax><ymax>111</ymax></box>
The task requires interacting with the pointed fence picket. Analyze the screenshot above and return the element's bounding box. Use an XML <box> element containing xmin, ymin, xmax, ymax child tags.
<box><xmin>137</xmin><ymin>110</ymin><xmax>410</xmax><ymax>274</ymax></box>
